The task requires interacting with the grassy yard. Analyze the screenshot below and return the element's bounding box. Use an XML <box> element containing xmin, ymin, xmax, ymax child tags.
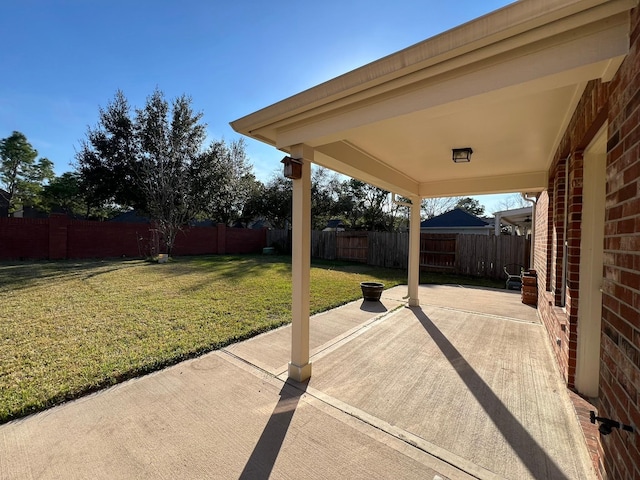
<box><xmin>0</xmin><ymin>255</ymin><xmax>502</xmax><ymax>423</ymax></box>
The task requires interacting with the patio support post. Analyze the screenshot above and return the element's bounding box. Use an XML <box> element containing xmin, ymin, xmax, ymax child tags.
<box><xmin>288</xmin><ymin>144</ymin><xmax>313</xmax><ymax>382</ymax></box>
<box><xmin>408</xmin><ymin>196</ymin><xmax>421</xmax><ymax>307</ymax></box>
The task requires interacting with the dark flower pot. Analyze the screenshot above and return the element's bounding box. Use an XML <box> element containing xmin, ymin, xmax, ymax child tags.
<box><xmin>360</xmin><ymin>282</ymin><xmax>384</xmax><ymax>301</ymax></box>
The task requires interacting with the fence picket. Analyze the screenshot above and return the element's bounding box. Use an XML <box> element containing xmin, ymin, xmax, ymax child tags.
<box><xmin>268</xmin><ymin>229</ymin><xmax>528</xmax><ymax>279</ymax></box>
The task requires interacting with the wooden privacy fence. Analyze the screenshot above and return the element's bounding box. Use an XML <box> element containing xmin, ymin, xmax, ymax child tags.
<box><xmin>267</xmin><ymin>229</ymin><xmax>529</xmax><ymax>279</ymax></box>
<box><xmin>336</xmin><ymin>231</ymin><xmax>367</xmax><ymax>262</ymax></box>
<box><xmin>454</xmin><ymin>233</ymin><xmax>530</xmax><ymax>278</ymax></box>
<box><xmin>0</xmin><ymin>215</ymin><xmax>267</xmax><ymax>260</ymax></box>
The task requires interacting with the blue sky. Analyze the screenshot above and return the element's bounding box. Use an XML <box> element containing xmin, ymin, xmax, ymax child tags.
<box><xmin>1</xmin><ymin>0</ymin><xmax>516</xmax><ymax>213</ymax></box>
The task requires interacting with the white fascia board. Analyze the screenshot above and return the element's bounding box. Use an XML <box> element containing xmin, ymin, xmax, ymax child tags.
<box><xmin>231</xmin><ymin>0</ymin><xmax>634</xmax><ymax>143</ymax></box>
<box><xmin>274</xmin><ymin>16</ymin><xmax>630</xmax><ymax>149</ymax></box>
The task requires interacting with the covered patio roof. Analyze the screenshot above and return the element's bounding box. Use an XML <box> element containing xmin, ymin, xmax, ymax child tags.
<box><xmin>230</xmin><ymin>0</ymin><xmax>637</xmax><ymax>384</ymax></box>
<box><xmin>231</xmin><ymin>0</ymin><xmax>634</xmax><ymax>199</ymax></box>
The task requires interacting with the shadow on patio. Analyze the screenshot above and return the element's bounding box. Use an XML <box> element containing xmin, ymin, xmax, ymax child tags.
<box><xmin>305</xmin><ymin>285</ymin><xmax>594</xmax><ymax>479</ymax></box>
<box><xmin>239</xmin><ymin>380</ymin><xmax>307</xmax><ymax>480</ymax></box>
<box><xmin>411</xmin><ymin>306</ymin><xmax>567</xmax><ymax>479</ymax></box>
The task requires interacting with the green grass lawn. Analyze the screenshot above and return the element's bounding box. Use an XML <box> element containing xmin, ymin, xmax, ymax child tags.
<box><xmin>0</xmin><ymin>255</ymin><xmax>502</xmax><ymax>423</ymax></box>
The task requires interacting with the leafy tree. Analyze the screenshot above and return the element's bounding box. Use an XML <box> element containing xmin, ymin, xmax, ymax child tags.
<box><xmin>238</xmin><ymin>177</ymin><xmax>267</xmax><ymax>226</ymax></box>
<box><xmin>0</xmin><ymin>131</ymin><xmax>54</xmax><ymax>215</ymax></box>
<box><xmin>346</xmin><ymin>179</ymin><xmax>395</xmax><ymax>231</ymax></box>
<box><xmin>243</xmin><ymin>169</ymin><xmax>413</xmax><ymax>233</ymax></box>
<box><xmin>259</xmin><ymin>174</ymin><xmax>292</xmax><ymax>229</ymax></box>
<box><xmin>77</xmin><ymin>89</ymin><xmax>213</xmax><ymax>254</ymax></box>
<box><xmin>455</xmin><ymin>197</ymin><xmax>485</xmax><ymax>217</ymax></box>
<box><xmin>77</xmin><ymin>89</ymin><xmax>266</xmax><ymax>249</ymax></box>
<box><xmin>76</xmin><ymin>90</ymin><xmax>141</xmax><ymax>213</ymax></box>
<box><xmin>191</xmin><ymin>138</ymin><xmax>257</xmax><ymax>225</ymax></box>
<box><xmin>41</xmin><ymin>172</ymin><xmax>86</xmax><ymax>215</ymax></box>
<box><xmin>133</xmin><ymin>89</ymin><xmax>207</xmax><ymax>253</ymax></box>
<box><xmin>310</xmin><ymin>166</ymin><xmax>351</xmax><ymax>230</ymax></box>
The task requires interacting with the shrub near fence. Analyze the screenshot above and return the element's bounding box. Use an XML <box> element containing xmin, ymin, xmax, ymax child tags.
<box><xmin>267</xmin><ymin>229</ymin><xmax>529</xmax><ymax>279</ymax></box>
<box><xmin>0</xmin><ymin>215</ymin><xmax>267</xmax><ymax>260</ymax></box>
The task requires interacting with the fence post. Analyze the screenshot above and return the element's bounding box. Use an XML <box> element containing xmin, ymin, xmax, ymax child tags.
<box><xmin>217</xmin><ymin>223</ymin><xmax>226</xmax><ymax>254</ymax></box>
<box><xmin>49</xmin><ymin>214</ymin><xmax>69</xmax><ymax>260</ymax></box>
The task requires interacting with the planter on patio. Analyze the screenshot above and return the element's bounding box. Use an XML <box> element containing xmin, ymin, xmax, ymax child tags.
<box><xmin>360</xmin><ymin>282</ymin><xmax>384</xmax><ymax>301</ymax></box>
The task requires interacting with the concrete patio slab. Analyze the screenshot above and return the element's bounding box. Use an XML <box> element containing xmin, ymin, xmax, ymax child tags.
<box><xmin>0</xmin><ymin>341</ymin><xmax>466</xmax><ymax>480</ymax></box>
<box><xmin>308</xmin><ymin>301</ymin><xmax>592</xmax><ymax>479</ymax></box>
<box><xmin>383</xmin><ymin>284</ymin><xmax>539</xmax><ymax>323</ymax></box>
<box><xmin>0</xmin><ymin>285</ymin><xmax>595</xmax><ymax>480</ymax></box>
<box><xmin>225</xmin><ymin>294</ymin><xmax>404</xmax><ymax>375</ymax></box>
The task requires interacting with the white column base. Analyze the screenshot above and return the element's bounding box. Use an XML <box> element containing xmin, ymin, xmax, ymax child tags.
<box><xmin>408</xmin><ymin>298</ymin><xmax>420</xmax><ymax>307</ymax></box>
<box><xmin>288</xmin><ymin>362</ymin><xmax>312</xmax><ymax>382</ymax></box>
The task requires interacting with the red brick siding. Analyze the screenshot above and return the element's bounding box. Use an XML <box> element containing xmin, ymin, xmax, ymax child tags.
<box><xmin>551</xmin><ymin>159</ymin><xmax>566</xmax><ymax>304</ymax></box>
<box><xmin>538</xmin><ymin>81</ymin><xmax>607</xmax><ymax>390</ymax></box>
<box><xmin>600</xmin><ymin>5</ymin><xmax>640</xmax><ymax>479</ymax></box>
<box><xmin>536</xmin><ymin>6</ymin><xmax>640</xmax><ymax>479</ymax></box>
<box><xmin>534</xmin><ymin>190</ymin><xmax>549</xmax><ymax>290</ymax></box>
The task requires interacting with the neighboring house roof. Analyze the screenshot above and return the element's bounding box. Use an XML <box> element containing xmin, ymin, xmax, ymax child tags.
<box><xmin>191</xmin><ymin>219</ymin><xmax>215</xmax><ymax>227</ymax></box>
<box><xmin>322</xmin><ymin>218</ymin><xmax>347</xmax><ymax>232</ymax></box>
<box><xmin>420</xmin><ymin>208</ymin><xmax>489</xmax><ymax>229</ymax></box>
<box><xmin>249</xmin><ymin>218</ymin><xmax>272</xmax><ymax>229</ymax></box>
<box><xmin>325</xmin><ymin>219</ymin><xmax>345</xmax><ymax>229</ymax></box>
<box><xmin>12</xmin><ymin>206</ymin><xmax>49</xmax><ymax>219</ymax></box>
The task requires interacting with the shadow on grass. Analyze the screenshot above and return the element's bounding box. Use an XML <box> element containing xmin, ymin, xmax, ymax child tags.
<box><xmin>0</xmin><ymin>259</ymin><xmax>146</xmax><ymax>292</ymax></box>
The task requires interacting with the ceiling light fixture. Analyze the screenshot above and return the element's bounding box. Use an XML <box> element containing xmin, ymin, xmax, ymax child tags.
<box><xmin>452</xmin><ymin>147</ymin><xmax>473</xmax><ymax>163</ymax></box>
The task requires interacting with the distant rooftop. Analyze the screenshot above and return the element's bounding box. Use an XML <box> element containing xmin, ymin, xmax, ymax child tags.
<box><xmin>420</xmin><ymin>208</ymin><xmax>489</xmax><ymax>228</ymax></box>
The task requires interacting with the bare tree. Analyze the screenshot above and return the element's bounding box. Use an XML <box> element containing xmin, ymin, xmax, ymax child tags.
<box><xmin>495</xmin><ymin>193</ymin><xmax>529</xmax><ymax>212</ymax></box>
<box><xmin>421</xmin><ymin>196</ymin><xmax>462</xmax><ymax>219</ymax></box>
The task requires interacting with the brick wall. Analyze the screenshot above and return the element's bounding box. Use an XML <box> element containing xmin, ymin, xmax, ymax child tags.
<box><xmin>535</xmin><ymin>189</ymin><xmax>575</xmax><ymax>382</ymax></box>
<box><xmin>599</xmin><ymin>5</ymin><xmax>640</xmax><ymax>479</ymax></box>
<box><xmin>535</xmin><ymin>6</ymin><xmax>640</xmax><ymax>479</ymax></box>
<box><xmin>537</xmin><ymin>81</ymin><xmax>608</xmax><ymax>390</ymax></box>
<box><xmin>0</xmin><ymin>216</ymin><xmax>266</xmax><ymax>260</ymax></box>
